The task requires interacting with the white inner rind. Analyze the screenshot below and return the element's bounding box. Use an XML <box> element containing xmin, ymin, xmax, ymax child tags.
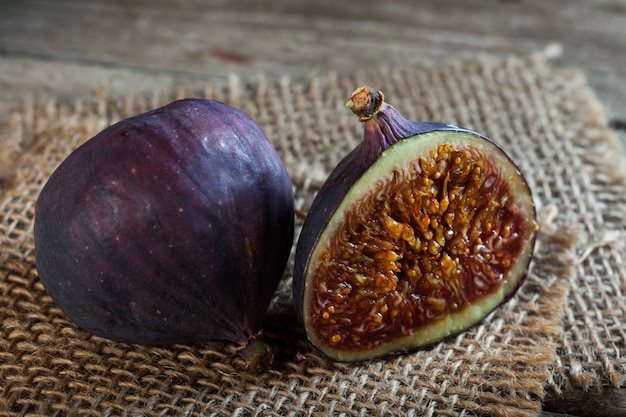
<box><xmin>303</xmin><ymin>131</ymin><xmax>537</xmax><ymax>362</ymax></box>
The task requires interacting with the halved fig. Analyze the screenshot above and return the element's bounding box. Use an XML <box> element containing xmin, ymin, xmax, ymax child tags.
<box><xmin>293</xmin><ymin>87</ymin><xmax>537</xmax><ymax>361</ymax></box>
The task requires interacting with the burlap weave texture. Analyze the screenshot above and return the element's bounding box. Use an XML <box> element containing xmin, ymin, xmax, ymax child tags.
<box><xmin>1</xmin><ymin>55</ymin><xmax>624</xmax><ymax>416</ymax></box>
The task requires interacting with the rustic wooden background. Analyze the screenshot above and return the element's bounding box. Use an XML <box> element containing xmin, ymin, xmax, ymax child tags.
<box><xmin>1</xmin><ymin>1</ymin><xmax>625</xmax><ymax>416</ymax></box>
<box><xmin>1</xmin><ymin>0</ymin><xmax>626</xmax><ymax>148</ymax></box>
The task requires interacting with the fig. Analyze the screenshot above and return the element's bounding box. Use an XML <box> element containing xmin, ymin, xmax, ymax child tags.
<box><xmin>34</xmin><ymin>98</ymin><xmax>294</xmax><ymax>367</ymax></box>
<box><xmin>293</xmin><ymin>87</ymin><xmax>537</xmax><ymax>361</ymax></box>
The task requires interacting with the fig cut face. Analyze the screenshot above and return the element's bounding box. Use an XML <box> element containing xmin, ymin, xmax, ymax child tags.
<box><xmin>294</xmin><ymin>87</ymin><xmax>537</xmax><ymax>361</ymax></box>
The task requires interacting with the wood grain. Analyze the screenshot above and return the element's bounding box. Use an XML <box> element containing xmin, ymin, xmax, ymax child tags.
<box><xmin>543</xmin><ymin>388</ymin><xmax>626</xmax><ymax>417</ymax></box>
<box><xmin>1</xmin><ymin>0</ymin><xmax>625</xmax><ymax>143</ymax></box>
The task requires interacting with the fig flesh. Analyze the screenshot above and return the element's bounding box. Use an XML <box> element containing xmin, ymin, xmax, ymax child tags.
<box><xmin>294</xmin><ymin>87</ymin><xmax>537</xmax><ymax>361</ymax></box>
<box><xmin>34</xmin><ymin>98</ymin><xmax>294</xmax><ymax>366</ymax></box>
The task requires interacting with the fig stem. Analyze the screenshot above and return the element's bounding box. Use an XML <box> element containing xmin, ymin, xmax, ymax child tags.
<box><xmin>346</xmin><ymin>86</ymin><xmax>385</xmax><ymax>122</ymax></box>
<box><xmin>238</xmin><ymin>330</ymin><xmax>274</xmax><ymax>372</ymax></box>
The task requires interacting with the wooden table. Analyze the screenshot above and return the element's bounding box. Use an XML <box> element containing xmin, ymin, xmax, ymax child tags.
<box><xmin>1</xmin><ymin>1</ymin><xmax>625</xmax><ymax>415</ymax></box>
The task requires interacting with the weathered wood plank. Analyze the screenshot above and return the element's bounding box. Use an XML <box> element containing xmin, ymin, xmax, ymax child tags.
<box><xmin>1</xmin><ymin>0</ymin><xmax>625</xmax><ymax>132</ymax></box>
<box><xmin>543</xmin><ymin>387</ymin><xmax>626</xmax><ymax>417</ymax></box>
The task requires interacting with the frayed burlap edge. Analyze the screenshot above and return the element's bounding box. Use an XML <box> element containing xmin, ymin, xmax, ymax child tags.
<box><xmin>539</xmin><ymin>68</ymin><xmax>626</xmax><ymax>395</ymax></box>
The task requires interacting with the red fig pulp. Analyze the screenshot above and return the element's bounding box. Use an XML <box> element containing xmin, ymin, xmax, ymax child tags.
<box><xmin>34</xmin><ymin>99</ymin><xmax>294</xmax><ymax>366</ymax></box>
<box><xmin>294</xmin><ymin>87</ymin><xmax>537</xmax><ymax>361</ymax></box>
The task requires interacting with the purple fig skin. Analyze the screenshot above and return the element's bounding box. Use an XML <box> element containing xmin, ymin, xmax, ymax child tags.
<box><xmin>293</xmin><ymin>87</ymin><xmax>537</xmax><ymax>357</ymax></box>
<box><xmin>34</xmin><ymin>98</ymin><xmax>294</xmax><ymax>349</ymax></box>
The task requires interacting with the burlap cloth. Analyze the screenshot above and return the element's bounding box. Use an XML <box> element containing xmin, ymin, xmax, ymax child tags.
<box><xmin>1</xmin><ymin>54</ymin><xmax>625</xmax><ymax>416</ymax></box>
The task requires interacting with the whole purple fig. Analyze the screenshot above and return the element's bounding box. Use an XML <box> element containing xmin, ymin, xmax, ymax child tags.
<box><xmin>294</xmin><ymin>87</ymin><xmax>537</xmax><ymax>361</ymax></box>
<box><xmin>34</xmin><ymin>98</ymin><xmax>294</xmax><ymax>368</ymax></box>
